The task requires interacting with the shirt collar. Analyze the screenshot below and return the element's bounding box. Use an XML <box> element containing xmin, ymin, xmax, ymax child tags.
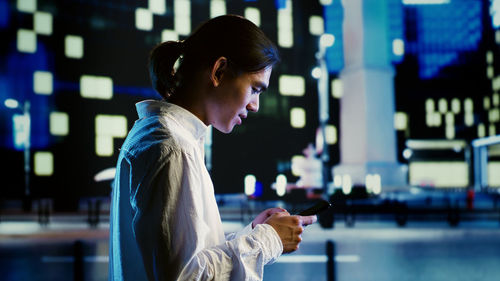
<box><xmin>136</xmin><ymin>99</ymin><xmax>208</xmax><ymax>140</ymax></box>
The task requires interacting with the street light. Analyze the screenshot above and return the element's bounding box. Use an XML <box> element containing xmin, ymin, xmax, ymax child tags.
<box><xmin>315</xmin><ymin>33</ymin><xmax>335</xmax><ymax>195</ymax></box>
<box><xmin>4</xmin><ymin>98</ymin><xmax>31</xmax><ymax>211</ymax></box>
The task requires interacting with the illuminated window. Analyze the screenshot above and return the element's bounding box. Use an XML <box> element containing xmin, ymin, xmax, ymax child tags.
<box><xmin>331</xmin><ymin>79</ymin><xmax>342</xmax><ymax>98</ymax></box>
<box><xmin>451</xmin><ymin>98</ymin><xmax>460</xmax><ymax>113</ymax></box>
<box><xmin>161</xmin><ymin>30</ymin><xmax>178</xmax><ymax>42</ymax></box>
<box><xmin>497</xmin><ymin>30</ymin><xmax>500</xmax><ymax>44</ymax></box>
<box><xmin>445</xmin><ymin>112</ymin><xmax>454</xmax><ymax>126</ymax></box>
<box><xmin>465</xmin><ymin>112</ymin><xmax>474</xmax><ymax>127</ymax></box>
<box><xmin>488</xmin><ymin>162</ymin><xmax>500</xmax><ymax>187</ymax></box>
<box><xmin>80</xmin><ymin>75</ymin><xmax>113</xmax><ymax>100</ymax></box>
<box><xmin>279</xmin><ymin>75</ymin><xmax>305</xmax><ymax>96</ymax></box>
<box><xmin>50</xmin><ymin>112</ymin><xmax>69</xmax><ymax>136</ymax></box>
<box><xmin>33</xmin><ymin>71</ymin><xmax>53</xmax><ymax>95</ymax></box>
<box><xmin>34</xmin><ymin>151</ymin><xmax>53</xmax><ymax>176</ymax></box>
<box><xmin>464</xmin><ymin>98</ymin><xmax>474</xmax><ymax>112</ymax></box>
<box><xmin>438</xmin><ymin>98</ymin><xmax>447</xmax><ymax>113</ymax></box>
<box><xmin>291</xmin><ymin>155</ymin><xmax>305</xmax><ymax>176</ymax></box>
<box><xmin>478</xmin><ymin>123</ymin><xmax>486</xmax><ymax>138</ymax></box>
<box><xmin>319</xmin><ymin>0</ymin><xmax>332</xmax><ymax>5</ymax></box>
<box><xmin>34</xmin><ymin>12</ymin><xmax>52</xmax><ymax>35</ymax></box>
<box><xmin>425</xmin><ymin>98</ymin><xmax>435</xmax><ymax>113</ymax></box>
<box><xmin>175</xmin><ymin>0</ymin><xmax>191</xmax><ymax>35</ymax></box>
<box><xmin>149</xmin><ymin>0</ymin><xmax>166</xmax><ymax>15</ymax></box>
<box><xmin>135</xmin><ymin>8</ymin><xmax>153</xmax><ymax>31</ymax></box>
<box><xmin>290</xmin><ymin>107</ymin><xmax>306</xmax><ymax>128</ymax></box>
<box><xmin>309</xmin><ymin>15</ymin><xmax>324</xmax><ymax>35</ymax></box>
<box><xmin>244</xmin><ymin>7</ymin><xmax>260</xmax><ymax>27</ymax></box>
<box><xmin>433</xmin><ymin>112</ymin><xmax>442</xmax><ymax>127</ymax></box>
<box><xmin>277</xmin><ymin>0</ymin><xmax>293</xmax><ymax>48</ymax></box>
<box><xmin>275</xmin><ymin>174</ymin><xmax>287</xmax><ymax>197</ymax></box>
<box><xmin>95</xmin><ymin>115</ymin><xmax>127</xmax><ymax>156</ymax></box>
<box><xmin>17</xmin><ymin>29</ymin><xmax>36</xmax><ymax>53</ymax></box>
<box><xmin>244</xmin><ymin>174</ymin><xmax>256</xmax><ymax>196</ymax></box>
<box><xmin>394</xmin><ymin>112</ymin><xmax>408</xmax><ymax>130</ymax></box>
<box><xmin>392</xmin><ymin>39</ymin><xmax>405</xmax><ymax>56</ymax></box>
<box><xmin>493</xmin><ymin>93</ymin><xmax>499</xmax><ymax>106</ymax></box>
<box><xmin>409</xmin><ymin>162</ymin><xmax>468</xmax><ymax>188</ymax></box>
<box><xmin>487</xmin><ymin>66</ymin><xmax>494</xmax><ymax>79</ymax></box>
<box><xmin>17</xmin><ymin>0</ymin><xmax>36</xmax><ymax>13</ymax></box>
<box><xmin>490</xmin><ymin>108</ymin><xmax>500</xmax><ymax>122</ymax></box>
<box><xmin>65</xmin><ymin>35</ymin><xmax>83</xmax><ymax>59</ymax></box>
<box><xmin>325</xmin><ymin>125</ymin><xmax>337</xmax><ymax>144</ymax></box>
<box><xmin>487</xmin><ymin>51</ymin><xmax>494</xmax><ymax>64</ymax></box>
<box><xmin>484</xmin><ymin>96</ymin><xmax>491</xmax><ymax>110</ymax></box>
<box><xmin>210</xmin><ymin>0</ymin><xmax>226</xmax><ymax>19</ymax></box>
<box><xmin>490</xmin><ymin>124</ymin><xmax>497</xmax><ymax>136</ymax></box>
<box><xmin>445</xmin><ymin>125</ymin><xmax>455</xmax><ymax>139</ymax></box>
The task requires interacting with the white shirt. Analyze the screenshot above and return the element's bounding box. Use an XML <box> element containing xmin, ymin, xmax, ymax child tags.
<box><xmin>109</xmin><ymin>100</ymin><xmax>283</xmax><ymax>281</ymax></box>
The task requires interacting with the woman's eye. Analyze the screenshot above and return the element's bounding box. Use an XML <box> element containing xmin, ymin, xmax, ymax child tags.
<box><xmin>252</xmin><ymin>88</ymin><xmax>260</xmax><ymax>94</ymax></box>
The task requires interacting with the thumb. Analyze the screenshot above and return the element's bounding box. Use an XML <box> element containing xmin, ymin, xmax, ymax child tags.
<box><xmin>298</xmin><ymin>215</ymin><xmax>317</xmax><ymax>226</ymax></box>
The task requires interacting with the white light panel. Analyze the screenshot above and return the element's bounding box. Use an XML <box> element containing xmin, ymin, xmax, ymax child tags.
<box><xmin>394</xmin><ymin>112</ymin><xmax>408</xmax><ymax>130</ymax></box>
<box><xmin>50</xmin><ymin>112</ymin><xmax>69</xmax><ymax>136</ymax></box>
<box><xmin>161</xmin><ymin>29</ymin><xmax>179</xmax><ymax>42</ymax></box>
<box><xmin>331</xmin><ymin>79</ymin><xmax>343</xmax><ymax>98</ymax></box>
<box><xmin>34</xmin><ymin>151</ymin><xmax>53</xmax><ymax>176</ymax></box>
<box><xmin>445</xmin><ymin>125</ymin><xmax>455</xmax><ymax>139</ymax></box>
<box><xmin>490</xmin><ymin>124</ymin><xmax>497</xmax><ymax>136</ymax></box>
<box><xmin>149</xmin><ymin>0</ymin><xmax>166</xmax><ymax>15</ymax></box>
<box><xmin>325</xmin><ymin>125</ymin><xmax>337</xmax><ymax>144</ymax></box>
<box><xmin>95</xmin><ymin>115</ymin><xmax>127</xmax><ymax>156</ymax></box>
<box><xmin>409</xmin><ymin>162</ymin><xmax>468</xmax><ymax>188</ymax></box>
<box><xmin>484</xmin><ymin>96</ymin><xmax>491</xmax><ymax>110</ymax></box>
<box><xmin>279</xmin><ymin>75</ymin><xmax>305</xmax><ymax>96</ymax></box>
<box><xmin>17</xmin><ymin>0</ymin><xmax>36</xmax><ymax>13</ymax></box>
<box><xmin>487</xmin><ymin>66</ymin><xmax>494</xmax><ymax>79</ymax></box>
<box><xmin>487</xmin><ymin>51</ymin><xmax>494</xmax><ymax>64</ymax></box>
<box><xmin>451</xmin><ymin>98</ymin><xmax>460</xmax><ymax>114</ymax></box>
<box><xmin>210</xmin><ymin>0</ymin><xmax>226</xmax><ymax>19</ymax></box>
<box><xmin>309</xmin><ymin>15</ymin><xmax>324</xmax><ymax>35</ymax></box>
<box><xmin>245</xmin><ymin>7</ymin><xmax>261</xmax><ymax>27</ymax></box>
<box><xmin>33</xmin><ymin>71</ymin><xmax>53</xmax><ymax>95</ymax></box>
<box><xmin>438</xmin><ymin>98</ymin><xmax>448</xmax><ymax>113</ymax></box>
<box><xmin>17</xmin><ymin>29</ymin><xmax>36</xmax><ymax>53</ymax></box>
<box><xmin>392</xmin><ymin>39</ymin><xmax>405</xmax><ymax>56</ymax></box>
<box><xmin>34</xmin><ymin>11</ymin><xmax>52</xmax><ymax>35</ymax></box>
<box><xmin>65</xmin><ymin>35</ymin><xmax>84</xmax><ymax>59</ymax></box>
<box><xmin>277</xmin><ymin>0</ymin><xmax>293</xmax><ymax>48</ymax></box>
<box><xmin>174</xmin><ymin>0</ymin><xmax>191</xmax><ymax>35</ymax></box>
<box><xmin>488</xmin><ymin>162</ymin><xmax>500</xmax><ymax>187</ymax></box>
<box><xmin>135</xmin><ymin>8</ymin><xmax>153</xmax><ymax>31</ymax></box>
<box><xmin>80</xmin><ymin>75</ymin><xmax>113</xmax><ymax>99</ymax></box>
<box><xmin>425</xmin><ymin>98</ymin><xmax>435</xmax><ymax>112</ymax></box>
<box><xmin>478</xmin><ymin>123</ymin><xmax>486</xmax><ymax>138</ymax></box>
<box><xmin>290</xmin><ymin>107</ymin><xmax>306</xmax><ymax>128</ymax></box>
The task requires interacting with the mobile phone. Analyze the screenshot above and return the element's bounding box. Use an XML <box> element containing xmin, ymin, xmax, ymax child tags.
<box><xmin>296</xmin><ymin>199</ymin><xmax>332</xmax><ymax>216</ymax></box>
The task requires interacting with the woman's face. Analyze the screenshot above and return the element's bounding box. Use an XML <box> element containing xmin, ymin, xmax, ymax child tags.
<box><xmin>207</xmin><ymin>66</ymin><xmax>272</xmax><ymax>133</ymax></box>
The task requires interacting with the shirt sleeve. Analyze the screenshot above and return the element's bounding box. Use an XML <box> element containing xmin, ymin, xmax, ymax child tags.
<box><xmin>130</xmin><ymin>144</ymin><xmax>283</xmax><ymax>281</ymax></box>
<box><xmin>225</xmin><ymin>223</ymin><xmax>253</xmax><ymax>241</ymax></box>
<box><xmin>178</xmin><ymin>224</ymin><xmax>283</xmax><ymax>281</ymax></box>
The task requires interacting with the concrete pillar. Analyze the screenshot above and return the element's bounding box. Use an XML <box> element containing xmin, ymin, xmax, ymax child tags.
<box><xmin>333</xmin><ymin>0</ymin><xmax>407</xmax><ymax>188</ymax></box>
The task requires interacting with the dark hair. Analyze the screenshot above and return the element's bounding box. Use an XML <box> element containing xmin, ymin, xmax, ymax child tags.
<box><xmin>149</xmin><ymin>14</ymin><xmax>280</xmax><ymax>99</ymax></box>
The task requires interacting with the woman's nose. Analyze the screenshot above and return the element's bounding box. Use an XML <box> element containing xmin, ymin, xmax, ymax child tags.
<box><xmin>247</xmin><ymin>96</ymin><xmax>259</xmax><ymax>112</ymax></box>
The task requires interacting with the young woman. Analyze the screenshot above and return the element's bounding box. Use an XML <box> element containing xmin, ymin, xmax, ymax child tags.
<box><xmin>109</xmin><ymin>15</ymin><xmax>317</xmax><ymax>281</ymax></box>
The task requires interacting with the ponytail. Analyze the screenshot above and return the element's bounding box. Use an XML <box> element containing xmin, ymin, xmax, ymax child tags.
<box><xmin>148</xmin><ymin>41</ymin><xmax>184</xmax><ymax>99</ymax></box>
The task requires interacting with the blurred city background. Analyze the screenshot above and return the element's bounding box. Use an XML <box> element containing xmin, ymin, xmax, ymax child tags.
<box><xmin>1</xmin><ymin>0</ymin><xmax>500</xmax><ymax>280</ymax></box>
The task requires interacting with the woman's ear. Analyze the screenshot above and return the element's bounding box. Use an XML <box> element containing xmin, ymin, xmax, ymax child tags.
<box><xmin>210</xmin><ymin>57</ymin><xmax>228</xmax><ymax>87</ymax></box>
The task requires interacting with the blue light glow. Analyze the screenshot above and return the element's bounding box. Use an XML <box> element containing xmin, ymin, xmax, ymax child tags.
<box><xmin>324</xmin><ymin>1</ymin><xmax>344</xmax><ymax>73</ymax></box>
